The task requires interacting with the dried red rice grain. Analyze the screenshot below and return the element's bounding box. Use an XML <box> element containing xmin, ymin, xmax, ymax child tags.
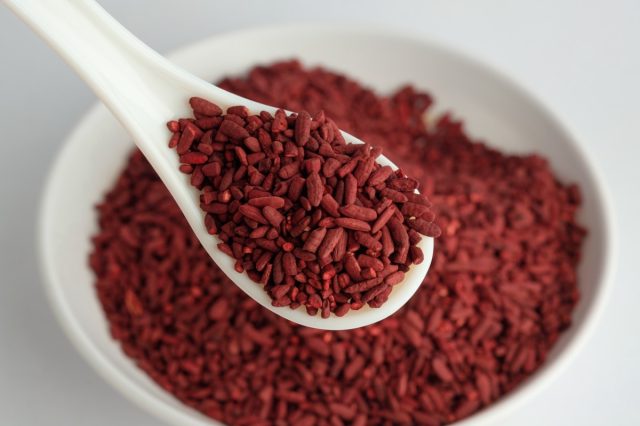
<box><xmin>91</xmin><ymin>60</ymin><xmax>584</xmax><ymax>425</ymax></box>
<box><xmin>168</xmin><ymin>101</ymin><xmax>438</xmax><ymax>316</ymax></box>
<box><xmin>189</xmin><ymin>96</ymin><xmax>223</xmax><ymax>116</ymax></box>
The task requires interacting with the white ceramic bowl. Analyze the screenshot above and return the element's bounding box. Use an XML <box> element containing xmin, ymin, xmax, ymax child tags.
<box><xmin>39</xmin><ymin>24</ymin><xmax>615</xmax><ymax>426</ymax></box>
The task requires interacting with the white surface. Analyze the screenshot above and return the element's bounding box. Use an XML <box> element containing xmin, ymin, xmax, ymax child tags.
<box><xmin>0</xmin><ymin>1</ymin><xmax>638</xmax><ymax>425</ymax></box>
<box><xmin>37</xmin><ymin>26</ymin><xmax>612</xmax><ymax>426</ymax></box>
<box><xmin>9</xmin><ymin>0</ymin><xmax>433</xmax><ymax>331</ymax></box>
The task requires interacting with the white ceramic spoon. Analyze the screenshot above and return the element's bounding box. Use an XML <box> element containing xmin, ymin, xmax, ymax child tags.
<box><xmin>6</xmin><ymin>0</ymin><xmax>434</xmax><ymax>330</ymax></box>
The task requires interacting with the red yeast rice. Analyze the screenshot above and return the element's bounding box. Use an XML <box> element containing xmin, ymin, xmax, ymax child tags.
<box><xmin>90</xmin><ymin>60</ymin><xmax>585</xmax><ymax>425</ymax></box>
<box><xmin>167</xmin><ymin>100</ymin><xmax>439</xmax><ymax>317</ymax></box>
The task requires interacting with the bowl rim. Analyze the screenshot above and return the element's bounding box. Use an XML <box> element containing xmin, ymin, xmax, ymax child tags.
<box><xmin>37</xmin><ymin>22</ymin><xmax>617</xmax><ymax>426</ymax></box>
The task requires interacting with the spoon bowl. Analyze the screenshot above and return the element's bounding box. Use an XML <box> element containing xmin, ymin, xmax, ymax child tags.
<box><xmin>7</xmin><ymin>0</ymin><xmax>433</xmax><ymax>329</ymax></box>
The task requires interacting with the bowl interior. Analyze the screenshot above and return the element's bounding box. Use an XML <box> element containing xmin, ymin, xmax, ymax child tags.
<box><xmin>40</xmin><ymin>25</ymin><xmax>612</xmax><ymax>426</ymax></box>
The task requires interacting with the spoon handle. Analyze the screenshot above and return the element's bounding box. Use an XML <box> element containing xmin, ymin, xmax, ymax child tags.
<box><xmin>5</xmin><ymin>0</ymin><xmax>225</xmax><ymax>126</ymax></box>
<box><xmin>5</xmin><ymin>0</ymin><xmax>249</xmax><ymax>259</ymax></box>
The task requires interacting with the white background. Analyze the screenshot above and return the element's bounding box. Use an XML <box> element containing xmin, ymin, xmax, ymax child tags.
<box><xmin>1</xmin><ymin>0</ymin><xmax>639</xmax><ymax>424</ymax></box>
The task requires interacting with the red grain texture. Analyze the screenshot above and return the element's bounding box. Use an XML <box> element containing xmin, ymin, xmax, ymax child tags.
<box><xmin>91</xmin><ymin>60</ymin><xmax>585</xmax><ymax>425</ymax></box>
